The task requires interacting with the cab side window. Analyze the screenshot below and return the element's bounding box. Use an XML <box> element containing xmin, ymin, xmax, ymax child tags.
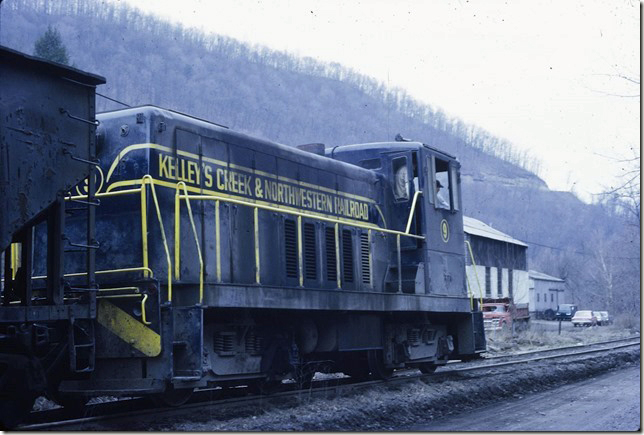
<box><xmin>392</xmin><ymin>157</ymin><xmax>409</xmax><ymax>201</ymax></box>
<box><xmin>427</xmin><ymin>156</ymin><xmax>458</xmax><ymax>211</ymax></box>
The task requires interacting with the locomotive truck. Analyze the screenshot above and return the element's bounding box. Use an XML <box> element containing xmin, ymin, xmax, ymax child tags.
<box><xmin>0</xmin><ymin>46</ymin><xmax>486</xmax><ymax>427</ymax></box>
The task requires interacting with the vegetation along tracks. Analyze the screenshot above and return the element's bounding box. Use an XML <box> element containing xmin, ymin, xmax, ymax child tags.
<box><xmin>18</xmin><ymin>335</ymin><xmax>640</xmax><ymax>431</ymax></box>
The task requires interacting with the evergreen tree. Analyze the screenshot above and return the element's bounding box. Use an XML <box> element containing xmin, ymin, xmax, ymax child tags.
<box><xmin>33</xmin><ymin>25</ymin><xmax>69</xmax><ymax>65</ymax></box>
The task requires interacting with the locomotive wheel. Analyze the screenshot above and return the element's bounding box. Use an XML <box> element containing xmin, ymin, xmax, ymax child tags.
<box><xmin>418</xmin><ymin>363</ymin><xmax>437</xmax><ymax>374</ymax></box>
<box><xmin>367</xmin><ymin>350</ymin><xmax>393</xmax><ymax>380</ymax></box>
<box><xmin>151</xmin><ymin>385</ymin><xmax>194</xmax><ymax>407</ymax></box>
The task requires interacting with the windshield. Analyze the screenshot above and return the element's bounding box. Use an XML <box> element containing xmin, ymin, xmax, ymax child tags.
<box><xmin>482</xmin><ymin>305</ymin><xmax>505</xmax><ymax>313</ymax></box>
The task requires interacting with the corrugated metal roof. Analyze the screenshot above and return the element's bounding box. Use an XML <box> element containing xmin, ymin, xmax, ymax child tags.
<box><xmin>463</xmin><ymin>216</ymin><xmax>528</xmax><ymax>247</ymax></box>
<box><xmin>528</xmin><ymin>270</ymin><xmax>565</xmax><ymax>282</ymax></box>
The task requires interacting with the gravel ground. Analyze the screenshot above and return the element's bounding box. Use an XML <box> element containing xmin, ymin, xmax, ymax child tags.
<box><xmin>33</xmin><ymin>324</ymin><xmax>640</xmax><ymax>431</ymax></box>
<box><xmin>163</xmin><ymin>346</ymin><xmax>639</xmax><ymax>431</ymax></box>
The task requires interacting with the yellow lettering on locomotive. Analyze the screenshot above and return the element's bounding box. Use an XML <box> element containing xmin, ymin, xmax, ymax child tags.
<box><xmin>158</xmin><ymin>154</ymin><xmax>169</xmax><ymax>179</ymax></box>
<box><xmin>204</xmin><ymin>165</ymin><xmax>213</xmax><ymax>187</ymax></box>
<box><xmin>154</xmin><ymin>150</ymin><xmax>369</xmax><ymax>221</ymax></box>
<box><xmin>216</xmin><ymin>168</ymin><xmax>225</xmax><ymax>190</ymax></box>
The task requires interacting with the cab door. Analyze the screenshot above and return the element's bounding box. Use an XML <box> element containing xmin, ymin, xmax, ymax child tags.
<box><xmin>383</xmin><ymin>151</ymin><xmax>425</xmax><ymax>293</ymax></box>
<box><xmin>422</xmin><ymin>152</ymin><xmax>465</xmax><ymax>296</ymax></box>
<box><xmin>386</xmin><ymin>151</ymin><xmax>416</xmax><ymax>248</ymax></box>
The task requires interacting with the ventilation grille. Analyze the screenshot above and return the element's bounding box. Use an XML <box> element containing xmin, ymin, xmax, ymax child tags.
<box><xmin>407</xmin><ymin>328</ymin><xmax>420</xmax><ymax>347</ymax></box>
<box><xmin>214</xmin><ymin>332</ymin><xmax>236</xmax><ymax>356</ymax></box>
<box><xmin>245</xmin><ymin>331</ymin><xmax>263</xmax><ymax>355</ymax></box>
<box><xmin>284</xmin><ymin>219</ymin><xmax>297</xmax><ymax>278</ymax></box>
<box><xmin>342</xmin><ymin>229</ymin><xmax>354</xmax><ymax>283</ymax></box>
<box><xmin>360</xmin><ymin>233</ymin><xmax>371</xmax><ymax>285</ymax></box>
<box><xmin>304</xmin><ymin>223</ymin><xmax>317</xmax><ymax>280</ymax></box>
<box><xmin>325</xmin><ymin>227</ymin><xmax>337</xmax><ymax>282</ymax></box>
<box><xmin>422</xmin><ymin>329</ymin><xmax>437</xmax><ymax>344</ymax></box>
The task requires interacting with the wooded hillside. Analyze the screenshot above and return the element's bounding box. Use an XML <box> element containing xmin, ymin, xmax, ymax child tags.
<box><xmin>1</xmin><ymin>0</ymin><xmax>638</xmax><ymax>317</ymax></box>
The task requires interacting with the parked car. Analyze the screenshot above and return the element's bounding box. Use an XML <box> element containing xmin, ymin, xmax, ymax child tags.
<box><xmin>571</xmin><ymin>310</ymin><xmax>597</xmax><ymax>327</ymax></box>
<box><xmin>592</xmin><ymin>311</ymin><xmax>604</xmax><ymax>326</ymax></box>
<box><xmin>598</xmin><ymin>311</ymin><xmax>612</xmax><ymax>325</ymax></box>
<box><xmin>555</xmin><ymin>304</ymin><xmax>578</xmax><ymax>321</ymax></box>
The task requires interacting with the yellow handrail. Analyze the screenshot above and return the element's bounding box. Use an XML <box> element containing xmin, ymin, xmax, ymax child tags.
<box><xmin>31</xmin><ymin>267</ymin><xmax>155</xmax><ymax>281</ymax></box>
<box><xmin>175</xmin><ymin>182</ymin><xmax>204</xmax><ymax>304</ymax></box>
<box><xmin>141</xmin><ymin>175</ymin><xmax>173</xmax><ymax>302</ymax></box>
<box><xmin>140</xmin><ymin>183</ymin><xmax>149</xmax><ymax>278</ymax></box>
<box><xmin>464</xmin><ymin>240</ymin><xmax>484</xmax><ymax>310</ymax></box>
<box><xmin>254</xmin><ymin>207</ymin><xmax>260</xmax><ymax>285</ymax></box>
<box><xmin>96</xmin><ymin>292</ymin><xmax>151</xmax><ymax>325</ymax></box>
<box><xmin>405</xmin><ymin>190</ymin><xmax>423</xmax><ymax>234</ymax></box>
<box><xmin>179</xmin><ymin>194</ymin><xmax>425</xmax><ymax>240</ymax></box>
<box><xmin>174</xmin><ymin>184</ymin><xmax>181</xmax><ymax>280</ymax></box>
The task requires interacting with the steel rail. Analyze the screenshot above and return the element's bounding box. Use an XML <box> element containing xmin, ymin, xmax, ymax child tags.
<box><xmin>474</xmin><ymin>334</ymin><xmax>640</xmax><ymax>362</ymax></box>
<box><xmin>444</xmin><ymin>340</ymin><xmax>639</xmax><ymax>374</ymax></box>
<box><xmin>18</xmin><ymin>336</ymin><xmax>639</xmax><ymax>431</ymax></box>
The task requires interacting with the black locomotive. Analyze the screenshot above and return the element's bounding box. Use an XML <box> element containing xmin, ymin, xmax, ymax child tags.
<box><xmin>0</xmin><ymin>46</ymin><xmax>485</xmax><ymax>427</ymax></box>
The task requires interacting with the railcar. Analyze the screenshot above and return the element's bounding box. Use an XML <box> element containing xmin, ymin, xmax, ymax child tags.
<box><xmin>0</xmin><ymin>46</ymin><xmax>485</xmax><ymax>427</ymax></box>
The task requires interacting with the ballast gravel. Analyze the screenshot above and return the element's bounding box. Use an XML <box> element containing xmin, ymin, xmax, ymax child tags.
<box><xmin>155</xmin><ymin>347</ymin><xmax>639</xmax><ymax>431</ymax></box>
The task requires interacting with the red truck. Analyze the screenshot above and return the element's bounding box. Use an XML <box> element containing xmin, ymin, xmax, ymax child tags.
<box><xmin>481</xmin><ymin>297</ymin><xmax>530</xmax><ymax>331</ymax></box>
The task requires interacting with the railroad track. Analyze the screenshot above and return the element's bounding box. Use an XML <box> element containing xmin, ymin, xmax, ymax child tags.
<box><xmin>18</xmin><ymin>335</ymin><xmax>640</xmax><ymax>431</ymax></box>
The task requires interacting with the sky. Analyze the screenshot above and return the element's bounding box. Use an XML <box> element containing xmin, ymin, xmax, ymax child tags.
<box><xmin>109</xmin><ymin>0</ymin><xmax>639</xmax><ymax>202</ymax></box>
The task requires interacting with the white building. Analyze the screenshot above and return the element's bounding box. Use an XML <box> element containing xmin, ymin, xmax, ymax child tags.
<box><xmin>528</xmin><ymin>270</ymin><xmax>566</xmax><ymax>318</ymax></box>
<box><xmin>463</xmin><ymin>217</ymin><xmax>529</xmax><ymax>305</ymax></box>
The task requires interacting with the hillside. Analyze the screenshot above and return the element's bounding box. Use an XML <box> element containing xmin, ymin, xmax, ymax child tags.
<box><xmin>1</xmin><ymin>0</ymin><xmax>637</xmax><ymax>314</ymax></box>
<box><xmin>2</xmin><ymin>0</ymin><xmax>545</xmax><ymax>185</ymax></box>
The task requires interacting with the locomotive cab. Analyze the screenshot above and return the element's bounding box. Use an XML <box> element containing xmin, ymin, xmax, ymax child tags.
<box><xmin>328</xmin><ymin>141</ymin><xmax>467</xmax><ymax>298</ymax></box>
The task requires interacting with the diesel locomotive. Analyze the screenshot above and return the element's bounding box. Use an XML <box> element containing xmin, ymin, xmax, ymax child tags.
<box><xmin>0</xmin><ymin>46</ymin><xmax>485</xmax><ymax>427</ymax></box>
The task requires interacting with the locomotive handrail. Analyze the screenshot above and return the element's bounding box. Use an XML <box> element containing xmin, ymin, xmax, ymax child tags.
<box><xmin>30</xmin><ymin>267</ymin><xmax>155</xmax><ymax>281</ymax></box>
<box><xmin>464</xmin><ymin>240</ymin><xmax>484</xmax><ymax>310</ymax></box>
<box><xmin>179</xmin><ymin>192</ymin><xmax>425</xmax><ymax>293</ymax></box>
<box><xmin>96</xmin><ymin>291</ymin><xmax>151</xmax><ymax>325</ymax></box>
<box><xmin>178</xmin><ymin>194</ymin><xmax>425</xmax><ymax>240</ymax></box>
<box><xmin>405</xmin><ymin>190</ymin><xmax>423</xmax><ymax>234</ymax></box>
<box><xmin>176</xmin><ymin>192</ymin><xmax>428</xmax><ymax>293</ymax></box>
<box><xmin>141</xmin><ymin>175</ymin><xmax>173</xmax><ymax>302</ymax></box>
<box><xmin>68</xmin><ymin>176</ymin><xmax>173</xmax><ymax>302</ymax></box>
<box><xmin>174</xmin><ymin>182</ymin><xmax>204</xmax><ymax>304</ymax></box>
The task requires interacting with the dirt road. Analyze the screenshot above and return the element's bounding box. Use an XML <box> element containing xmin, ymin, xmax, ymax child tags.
<box><xmin>406</xmin><ymin>365</ymin><xmax>640</xmax><ymax>431</ymax></box>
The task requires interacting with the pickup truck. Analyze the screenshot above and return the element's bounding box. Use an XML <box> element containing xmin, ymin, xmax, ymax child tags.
<box><xmin>555</xmin><ymin>304</ymin><xmax>578</xmax><ymax>321</ymax></box>
<box><xmin>481</xmin><ymin>297</ymin><xmax>530</xmax><ymax>331</ymax></box>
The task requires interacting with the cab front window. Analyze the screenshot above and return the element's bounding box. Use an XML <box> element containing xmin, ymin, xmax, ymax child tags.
<box><xmin>392</xmin><ymin>156</ymin><xmax>409</xmax><ymax>201</ymax></box>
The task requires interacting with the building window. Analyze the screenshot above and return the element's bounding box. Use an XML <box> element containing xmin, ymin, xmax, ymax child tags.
<box><xmin>551</xmin><ymin>293</ymin><xmax>554</xmax><ymax>303</ymax></box>
<box><xmin>485</xmin><ymin>267</ymin><xmax>491</xmax><ymax>297</ymax></box>
<box><xmin>508</xmin><ymin>269</ymin><xmax>513</xmax><ymax>298</ymax></box>
<box><xmin>537</xmin><ymin>293</ymin><xmax>540</xmax><ymax>302</ymax></box>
